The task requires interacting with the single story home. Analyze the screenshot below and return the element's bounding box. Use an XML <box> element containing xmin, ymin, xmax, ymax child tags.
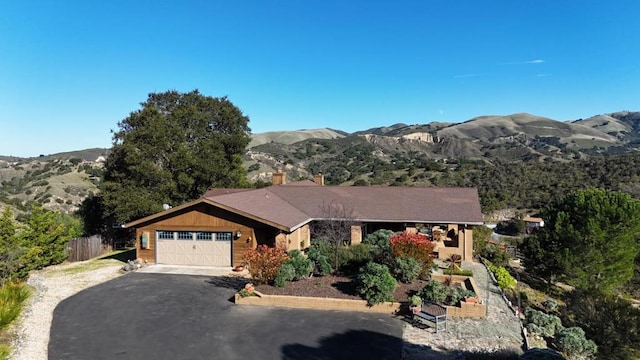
<box><xmin>124</xmin><ymin>173</ymin><xmax>484</xmax><ymax>268</ymax></box>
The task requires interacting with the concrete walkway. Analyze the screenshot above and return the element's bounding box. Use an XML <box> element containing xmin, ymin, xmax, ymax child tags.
<box><xmin>402</xmin><ymin>261</ymin><xmax>524</xmax><ymax>359</ymax></box>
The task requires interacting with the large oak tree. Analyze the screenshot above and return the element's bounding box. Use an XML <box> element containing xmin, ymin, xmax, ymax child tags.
<box><xmin>102</xmin><ymin>90</ymin><xmax>251</xmax><ymax>224</ymax></box>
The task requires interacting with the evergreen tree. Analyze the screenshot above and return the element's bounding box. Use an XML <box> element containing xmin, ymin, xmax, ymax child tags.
<box><xmin>521</xmin><ymin>188</ymin><xmax>640</xmax><ymax>294</ymax></box>
<box><xmin>0</xmin><ymin>207</ymin><xmax>23</xmax><ymax>285</ymax></box>
<box><xmin>102</xmin><ymin>90</ymin><xmax>251</xmax><ymax>224</ymax></box>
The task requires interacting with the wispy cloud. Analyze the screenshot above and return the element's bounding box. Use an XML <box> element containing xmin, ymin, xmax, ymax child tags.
<box><xmin>453</xmin><ymin>74</ymin><xmax>479</xmax><ymax>78</ymax></box>
<box><xmin>501</xmin><ymin>59</ymin><xmax>545</xmax><ymax>65</ymax></box>
<box><xmin>536</xmin><ymin>73</ymin><xmax>552</xmax><ymax>77</ymax></box>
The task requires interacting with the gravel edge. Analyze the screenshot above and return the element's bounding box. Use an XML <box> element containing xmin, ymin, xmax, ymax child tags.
<box><xmin>8</xmin><ymin>260</ymin><xmax>124</xmax><ymax>360</ymax></box>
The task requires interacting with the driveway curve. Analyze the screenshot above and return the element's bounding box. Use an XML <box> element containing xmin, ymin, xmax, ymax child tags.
<box><xmin>49</xmin><ymin>273</ymin><xmax>402</xmax><ymax>360</ymax></box>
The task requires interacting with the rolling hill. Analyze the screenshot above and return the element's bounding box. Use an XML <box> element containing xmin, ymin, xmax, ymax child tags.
<box><xmin>3</xmin><ymin>110</ymin><xmax>640</xmax><ymax>213</ymax></box>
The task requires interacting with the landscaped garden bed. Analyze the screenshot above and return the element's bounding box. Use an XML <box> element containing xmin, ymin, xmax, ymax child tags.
<box><xmin>237</xmin><ymin>230</ymin><xmax>491</xmax><ymax>316</ymax></box>
<box><xmin>255</xmin><ymin>274</ymin><xmax>429</xmax><ymax>303</ymax></box>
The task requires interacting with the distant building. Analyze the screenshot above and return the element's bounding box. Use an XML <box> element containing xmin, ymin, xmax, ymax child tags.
<box><xmin>523</xmin><ymin>215</ymin><xmax>544</xmax><ymax>234</ymax></box>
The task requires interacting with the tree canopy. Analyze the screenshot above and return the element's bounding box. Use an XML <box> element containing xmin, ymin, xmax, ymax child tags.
<box><xmin>521</xmin><ymin>188</ymin><xmax>640</xmax><ymax>294</ymax></box>
<box><xmin>101</xmin><ymin>90</ymin><xmax>251</xmax><ymax>224</ymax></box>
<box><xmin>0</xmin><ymin>205</ymin><xmax>81</xmax><ymax>284</ymax></box>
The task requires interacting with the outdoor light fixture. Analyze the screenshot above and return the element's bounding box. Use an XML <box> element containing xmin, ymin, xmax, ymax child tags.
<box><xmin>236</xmin><ymin>230</ymin><xmax>242</xmax><ymax>239</ymax></box>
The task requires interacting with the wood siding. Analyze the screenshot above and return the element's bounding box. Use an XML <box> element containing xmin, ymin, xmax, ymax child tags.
<box><xmin>133</xmin><ymin>203</ymin><xmax>274</xmax><ymax>267</ymax></box>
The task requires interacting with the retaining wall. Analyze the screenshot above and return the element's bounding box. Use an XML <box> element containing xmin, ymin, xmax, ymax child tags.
<box><xmin>235</xmin><ymin>291</ymin><xmax>401</xmax><ymax>314</ymax></box>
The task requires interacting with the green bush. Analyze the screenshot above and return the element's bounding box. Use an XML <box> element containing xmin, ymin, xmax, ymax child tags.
<box><xmin>486</xmin><ymin>261</ymin><xmax>517</xmax><ymax>290</ymax></box>
<box><xmin>542</xmin><ymin>298</ymin><xmax>559</xmax><ymax>312</ymax></box>
<box><xmin>443</xmin><ymin>269</ymin><xmax>474</xmax><ymax>277</ymax></box>
<box><xmin>342</xmin><ymin>243</ymin><xmax>375</xmax><ymax>270</ymax></box>
<box><xmin>308</xmin><ymin>239</ymin><xmax>375</xmax><ymax>274</ymax></box>
<box><xmin>447</xmin><ymin>286</ymin><xmax>476</xmax><ymax>306</ymax></box>
<box><xmin>554</xmin><ymin>327</ymin><xmax>597</xmax><ymax>359</ymax></box>
<box><xmin>307</xmin><ymin>246</ymin><xmax>332</xmax><ymax>275</ymax></box>
<box><xmin>363</xmin><ymin>229</ymin><xmax>394</xmax><ymax>249</ymax></box>
<box><xmin>356</xmin><ymin>262</ymin><xmax>397</xmax><ymax>306</ymax></box>
<box><xmin>477</xmin><ymin>240</ymin><xmax>509</xmax><ymax>266</ymax></box>
<box><xmin>393</xmin><ymin>256</ymin><xmax>421</xmax><ymax>283</ymax></box>
<box><xmin>274</xmin><ymin>263</ymin><xmax>296</xmax><ymax>288</ymax></box>
<box><xmin>0</xmin><ymin>283</ymin><xmax>31</xmax><ymax>330</ymax></box>
<box><xmin>286</xmin><ymin>250</ymin><xmax>313</xmax><ymax>280</ymax></box>
<box><xmin>418</xmin><ymin>280</ymin><xmax>448</xmax><ymax>304</ymax></box>
<box><xmin>525</xmin><ymin>308</ymin><xmax>564</xmax><ymax>338</ymax></box>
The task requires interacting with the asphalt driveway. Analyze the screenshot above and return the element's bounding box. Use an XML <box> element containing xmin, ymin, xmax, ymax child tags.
<box><xmin>49</xmin><ymin>273</ymin><xmax>403</xmax><ymax>360</ymax></box>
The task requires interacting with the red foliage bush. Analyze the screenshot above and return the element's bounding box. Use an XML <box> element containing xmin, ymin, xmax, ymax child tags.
<box><xmin>243</xmin><ymin>245</ymin><xmax>289</xmax><ymax>285</ymax></box>
<box><xmin>390</xmin><ymin>232</ymin><xmax>436</xmax><ymax>270</ymax></box>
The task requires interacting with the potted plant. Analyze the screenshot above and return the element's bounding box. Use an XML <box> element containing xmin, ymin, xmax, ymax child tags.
<box><xmin>234</xmin><ymin>263</ymin><xmax>246</xmax><ymax>272</ymax></box>
<box><xmin>409</xmin><ymin>295</ymin><xmax>422</xmax><ymax>314</ymax></box>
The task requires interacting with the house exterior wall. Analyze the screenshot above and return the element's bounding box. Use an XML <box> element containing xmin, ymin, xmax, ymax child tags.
<box><xmin>134</xmin><ymin>204</ymin><xmax>256</xmax><ymax>266</ymax></box>
<box><xmin>432</xmin><ymin>224</ymin><xmax>474</xmax><ymax>261</ymax></box>
<box><xmin>350</xmin><ymin>223</ymin><xmax>363</xmax><ymax>244</ymax></box>
<box><xmin>463</xmin><ymin>227</ymin><xmax>473</xmax><ymax>260</ymax></box>
<box><xmin>276</xmin><ymin>225</ymin><xmax>311</xmax><ymax>252</ymax></box>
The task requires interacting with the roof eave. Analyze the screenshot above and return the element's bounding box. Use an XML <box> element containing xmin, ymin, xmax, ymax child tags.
<box><xmin>124</xmin><ymin>198</ymin><xmax>293</xmax><ymax>232</ymax></box>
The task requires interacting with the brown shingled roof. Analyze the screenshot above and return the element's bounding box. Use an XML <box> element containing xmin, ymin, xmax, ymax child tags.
<box><xmin>204</xmin><ymin>184</ymin><xmax>483</xmax><ymax>231</ymax></box>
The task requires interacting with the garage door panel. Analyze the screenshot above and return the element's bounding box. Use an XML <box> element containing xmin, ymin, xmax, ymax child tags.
<box><xmin>157</xmin><ymin>234</ymin><xmax>231</xmax><ymax>266</ymax></box>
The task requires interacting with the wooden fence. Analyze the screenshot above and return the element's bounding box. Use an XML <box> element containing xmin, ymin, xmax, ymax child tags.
<box><xmin>67</xmin><ymin>235</ymin><xmax>112</xmax><ymax>262</ymax></box>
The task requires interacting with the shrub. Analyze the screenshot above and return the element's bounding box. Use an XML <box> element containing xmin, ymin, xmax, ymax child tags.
<box><xmin>447</xmin><ymin>286</ymin><xmax>476</xmax><ymax>306</ymax></box>
<box><xmin>554</xmin><ymin>327</ymin><xmax>597</xmax><ymax>359</ymax></box>
<box><xmin>443</xmin><ymin>269</ymin><xmax>474</xmax><ymax>277</ymax></box>
<box><xmin>393</xmin><ymin>256</ymin><xmax>421</xmax><ymax>283</ymax></box>
<box><xmin>286</xmin><ymin>250</ymin><xmax>313</xmax><ymax>280</ymax></box>
<box><xmin>342</xmin><ymin>243</ymin><xmax>376</xmax><ymax>271</ymax></box>
<box><xmin>363</xmin><ymin>229</ymin><xmax>394</xmax><ymax>249</ymax></box>
<box><xmin>243</xmin><ymin>245</ymin><xmax>289</xmax><ymax>285</ymax></box>
<box><xmin>356</xmin><ymin>262</ymin><xmax>397</xmax><ymax>306</ymax></box>
<box><xmin>390</xmin><ymin>232</ymin><xmax>435</xmax><ymax>275</ymax></box>
<box><xmin>525</xmin><ymin>308</ymin><xmax>564</xmax><ymax>338</ymax></box>
<box><xmin>486</xmin><ymin>261</ymin><xmax>517</xmax><ymax>290</ymax></box>
<box><xmin>308</xmin><ymin>239</ymin><xmax>375</xmax><ymax>274</ymax></box>
<box><xmin>0</xmin><ymin>283</ymin><xmax>31</xmax><ymax>330</ymax></box>
<box><xmin>274</xmin><ymin>263</ymin><xmax>296</xmax><ymax>288</ymax></box>
<box><xmin>476</xmin><ymin>240</ymin><xmax>509</xmax><ymax>266</ymax></box>
<box><xmin>542</xmin><ymin>298</ymin><xmax>559</xmax><ymax>312</ymax></box>
<box><xmin>418</xmin><ymin>280</ymin><xmax>448</xmax><ymax>304</ymax></box>
<box><xmin>307</xmin><ymin>245</ymin><xmax>332</xmax><ymax>275</ymax></box>
<box><xmin>563</xmin><ymin>289</ymin><xmax>640</xmax><ymax>360</ymax></box>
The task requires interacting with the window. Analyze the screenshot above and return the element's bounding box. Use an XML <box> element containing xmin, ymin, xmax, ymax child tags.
<box><xmin>214</xmin><ymin>232</ymin><xmax>233</xmax><ymax>241</ymax></box>
<box><xmin>157</xmin><ymin>231</ymin><xmax>174</xmax><ymax>240</ymax></box>
<box><xmin>156</xmin><ymin>231</ymin><xmax>233</xmax><ymax>241</ymax></box>
<box><xmin>196</xmin><ymin>232</ymin><xmax>213</xmax><ymax>241</ymax></box>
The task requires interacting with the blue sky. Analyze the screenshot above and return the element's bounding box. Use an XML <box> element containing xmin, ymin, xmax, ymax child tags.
<box><xmin>1</xmin><ymin>0</ymin><xmax>638</xmax><ymax>157</ymax></box>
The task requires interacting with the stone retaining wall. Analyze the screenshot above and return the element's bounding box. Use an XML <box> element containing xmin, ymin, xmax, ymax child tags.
<box><xmin>235</xmin><ymin>291</ymin><xmax>401</xmax><ymax>314</ymax></box>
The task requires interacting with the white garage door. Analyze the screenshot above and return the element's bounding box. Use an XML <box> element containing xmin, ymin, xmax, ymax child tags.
<box><xmin>156</xmin><ymin>231</ymin><xmax>232</xmax><ymax>266</ymax></box>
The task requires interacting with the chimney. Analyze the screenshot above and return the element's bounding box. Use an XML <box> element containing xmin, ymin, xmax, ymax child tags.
<box><xmin>313</xmin><ymin>172</ymin><xmax>325</xmax><ymax>186</ymax></box>
<box><xmin>272</xmin><ymin>168</ymin><xmax>286</xmax><ymax>185</ymax></box>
